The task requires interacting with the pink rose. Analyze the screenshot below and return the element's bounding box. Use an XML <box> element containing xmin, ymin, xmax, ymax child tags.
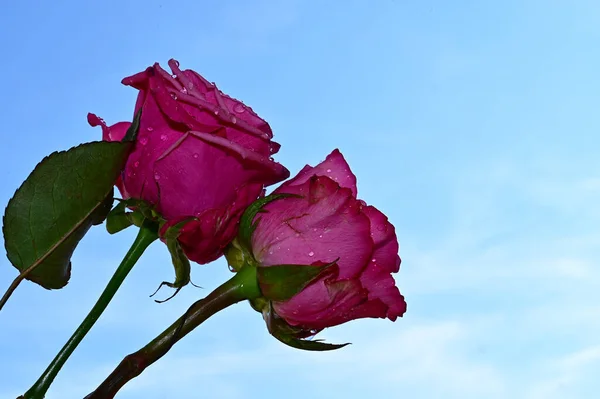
<box><xmin>88</xmin><ymin>59</ymin><xmax>289</xmax><ymax>264</ymax></box>
<box><xmin>251</xmin><ymin>150</ymin><xmax>406</xmax><ymax>331</ymax></box>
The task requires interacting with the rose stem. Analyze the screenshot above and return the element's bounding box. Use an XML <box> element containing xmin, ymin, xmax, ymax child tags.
<box><xmin>20</xmin><ymin>222</ymin><xmax>159</xmax><ymax>399</ymax></box>
<box><xmin>84</xmin><ymin>265</ymin><xmax>260</xmax><ymax>399</ymax></box>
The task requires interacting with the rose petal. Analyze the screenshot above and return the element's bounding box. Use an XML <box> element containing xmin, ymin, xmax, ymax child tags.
<box><xmin>363</xmin><ymin>205</ymin><xmax>401</xmax><ymax>274</ymax></box>
<box><xmin>120</xmin><ymin>90</ymin><xmax>180</xmax><ymax>206</ymax></box>
<box><xmin>168</xmin><ymin>182</ymin><xmax>264</xmax><ymax>264</ymax></box>
<box><xmin>253</xmin><ymin>176</ymin><xmax>372</xmax><ymax>280</ymax></box>
<box><xmin>152</xmin><ymin>131</ymin><xmax>269</xmax><ymax>219</ymax></box>
<box><xmin>273</xmin><ymin>279</ymin><xmax>366</xmax><ymax>329</ymax></box>
<box><xmin>359</xmin><ymin>262</ymin><xmax>407</xmax><ymax>321</ymax></box>
<box><xmin>282</xmin><ymin>149</ymin><xmax>357</xmax><ymax>197</ymax></box>
<box><xmin>87</xmin><ymin>113</ymin><xmax>131</xmax><ymax>142</ymax></box>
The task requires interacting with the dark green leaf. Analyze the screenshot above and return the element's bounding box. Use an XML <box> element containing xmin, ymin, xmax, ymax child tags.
<box><xmin>92</xmin><ymin>189</ymin><xmax>115</xmax><ymax>226</ymax></box>
<box><xmin>105</xmin><ymin>200</ymin><xmax>133</xmax><ymax>234</ymax></box>
<box><xmin>150</xmin><ymin>218</ymin><xmax>197</xmax><ymax>303</ymax></box>
<box><xmin>257</xmin><ymin>259</ymin><xmax>338</xmax><ymax>301</ymax></box>
<box><xmin>123</xmin><ymin>109</ymin><xmax>142</xmax><ymax>142</ymax></box>
<box><xmin>2</xmin><ymin>141</ymin><xmax>132</xmax><ymax>289</ymax></box>
<box><xmin>262</xmin><ymin>302</ymin><xmax>349</xmax><ymax>351</ymax></box>
<box><xmin>238</xmin><ymin>193</ymin><xmax>301</xmax><ymax>251</ymax></box>
<box><xmin>273</xmin><ymin>333</ymin><xmax>350</xmax><ymax>351</ymax></box>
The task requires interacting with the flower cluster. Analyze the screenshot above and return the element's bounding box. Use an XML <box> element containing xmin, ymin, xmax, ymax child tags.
<box><xmin>90</xmin><ymin>59</ymin><xmax>406</xmax><ymax>341</ymax></box>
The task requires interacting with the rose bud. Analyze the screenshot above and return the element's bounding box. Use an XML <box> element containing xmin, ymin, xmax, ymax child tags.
<box><xmin>244</xmin><ymin>149</ymin><xmax>406</xmax><ymax>340</ymax></box>
<box><xmin>88</xmin><ymin>59</ymin><xmax>289</xmax><ymax>264</ymax></box>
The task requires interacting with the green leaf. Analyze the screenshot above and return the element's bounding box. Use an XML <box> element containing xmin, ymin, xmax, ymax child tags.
<box><xmin>238</xmin><ymin>193</ymin><xmax>301</xmax><ymax>251</ymax></box>
<box><xmin>256</xmin><ymin>259</ymin><xmax>338</xmax><ymax>302</ymax></box>
<box><xmin>106</xmin><ymin>198</ymin><xmax>163</xmax><ymax>235</ymax></box>
<box><xmin>2</xmin><ymin>141</ymin><xmax>132</xmax><ymax>290</ymax></box>
<box><xmin>105</xmin><ymin>200</ymin><xmax>133</xmax><ymax>234</ymax></box>
<box><xmin>150</xmin><ymin>218</ymin><xmax>197</xmax><ymax>303</ymax></box>
<box><xmin>123</xmin><ymin>109</ymin><xmax>142</xmax><ymax>142</ymax></box>
<box><xmin>273</xmin><ymin>333</ymin><xmax>350</xmax><ymax>351</ymax></box>
<box><xmin>262</xmin><ymin>302</ymin><xmax>349</xmax><ymax>351</ymax></box>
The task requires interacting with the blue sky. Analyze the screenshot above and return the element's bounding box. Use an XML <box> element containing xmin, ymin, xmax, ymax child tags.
<box><xmin>1</xmin><ymin>0</ymin><xmax>599</xmax><ymax>398</ymax></box>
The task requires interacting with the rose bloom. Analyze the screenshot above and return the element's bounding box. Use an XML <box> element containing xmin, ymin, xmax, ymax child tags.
<box><xmin>89</xmin><ymin>59</ymin><xmax>289</xmax><ymax>264</ymax></box>
<box><xmin>251</xmin><ymin>150</ymin><xmax>406</xmax><ymax>331</ymax></box>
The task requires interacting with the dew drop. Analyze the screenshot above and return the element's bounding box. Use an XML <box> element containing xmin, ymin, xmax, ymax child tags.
<box><xmin>193</xmin><ymin>153</ymin><xmax>199</xmax><ymax>159</ymax></box>
<box><xmin>326</xmin><ymin>168</ymin><xmax>332</xmax><ymax>173</ymax></box>
<box><xmin>160</xmin><ymin>134</ymin><xmax>168</xmax><ymax>141</ymax></box>
<box><xmin>372</xmin><ymin>258</ymin><xmax>377</xmax><ymax>263</ymax></box>
<box><xmin>173</xmin><ymin>60</ymin><xmax>180</xmax><ymax>67</ymax></box>
<box><xmin>146</xmin><ymin>126</ymin><xmax>154</xmax><ymax>132</ymax></box>
<box><xmin>134</xmin><ymin>161</ymin><xmax>140</xmax><ymax>168</ymax></box>
<box><xmin>319</xmin><ymin>234</ymin><xmax>323</xmax><ymax>238</ymax></box>
<box><xmin>268</xmin><ymin>250</ymin><xmax>273</xmax><ymax>255</ymax></box>
<box><xmin>231</xmin><ymin>116</ymin><xmax>237</xmax><ymax>124</ymax></box>
<box><xmin>154</xmin><ymin>173</ymin><xmax>160</xmax><ymax>180</ymax></box>
<box><xmin>140</xmin><ymin>137</ymin><xmax>148</xmax><ymax>145</ymax></box>
<box><xmin>228</xmin><ymin>264</ymin><xmax>235</xmax><ymax>272</ymax></box>
<box><xmin>170</xmin><ymin>93</ymin><xmax>178</xmax><ymax>100</ymax></box>
<box><xmin>308</xmin><ymin>251</ymin><xmax>314</xmax><ymax>257</ymax></box>
<box><xmin>172</xmin><ymin>74</ymin><xmax>177</xmax><ymax>79</ymax></box>
<box><xmin>233</xmin><ymin>103</ymin><xmax>245</xmax><ymax>113</ymax></box>
<box><xmin>214</xmin><ymin>110</ymin><xmax>220</xmax><ymax>115</ymax></box>
<box><xmin>181</xmin><ymin>87</ymin><xmax>188</xmax><ymax>94</ymax></box>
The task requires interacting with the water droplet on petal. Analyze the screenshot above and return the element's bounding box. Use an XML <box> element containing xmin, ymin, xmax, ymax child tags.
<box><xmin>214</xmin><ymin>110</ymin><xmax>220</xmax><ymax>115</ymax></box>
<box><xmin>326</xmin><ymin>169</ymin><xmax>332</xmax><ymax>173</ymax></box>
<box><xmin>228</xmin><ymin>264</ymin><xmax>235</xmax><ymax>272</ymax></box>
<box><xmin>160</xmin><ymin>134</ymin><xmax>168</xmax><ymax>141</ymax></box>
<box><xmin>154</xmin><ymin>173</ymin><xmax>160</xmax><ymax>180</ymax></box>
<box><xmin>372</xmin><ymin>258</ymin><xmax>377</xmax><ymax>263</ymax></box>
<box><xmin>173</xmin><ymin>60</ymin><xmax>180</xmax><ymax>67</ymax></box>
<box><xmin>319</xmin><ymin>234</ymin><xmax>323</xmax><ymax>238</ymax></box>
<box><xmin>170</xmin><ymin>93</ymin><xmax>178</xmax><ymax>100</ymax></box>
<box><xmin>193</xmin><ymin>153</ymin><xmax>199</xmax><ymax>159</ymax></box>
<box><xmin>308</xmin><ymin>251</ymin><xmax>314</xmax><ymax>257</ymax></box>
<box><xmin>172</xmin><ymin>74</ymin><xmax>177</xmax><ymax>79</ymax></box>
<box><xmin>231</xmin><ymin>116</ymin><xmax>237</xmax><ymax>124</ymax></box>
<box><xmin>134</xmin><ymin>161</ymin><xmax>140</xmax><ymax>168</ymax></box>
<box><xmin>233</xmin><ymin>103</ymin><xmax>245</xmax><ymax>113</ymax></box>
<box><xmin>140</xmin><ymin>137</ymin><xmax>148</xmax><ymax>145</ymax></box>
<box><xmin>268</xmin><ymin>250</ymin><xmax>273</xmax><ymax>255</ymax></box>
<box><xmin>181</xmin><ymin>87</ymin><xmax>188</xmax><ymax>94</ymax></box>
<box><xmin>146</xmin><ymin>127</ymin><xmax>154</xmax><ymax>132</ymax></box>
